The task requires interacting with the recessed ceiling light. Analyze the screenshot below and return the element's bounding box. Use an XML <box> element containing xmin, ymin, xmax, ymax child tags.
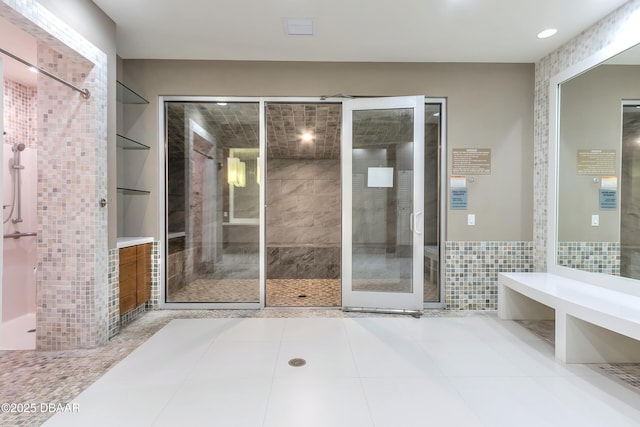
<box><xmin>300</xmin><ymin>132</ymin><xmax>314</xmax><ymax>142</ymax></box>
<box><xmin>284</xmin><ymin>18</ymin><xmax>314</xmax><ymax>36</ymax></box>
<box><xmin>537</xmin><ymin>28</ymin><xmax>557</xmax><ymax>39</ymax></box>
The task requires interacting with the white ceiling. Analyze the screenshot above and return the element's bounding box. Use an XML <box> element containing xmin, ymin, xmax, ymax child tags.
<box><xmin>92</xmin><ymin>0</ymin><xmax>628</xmax><ymax>63</ymax></box>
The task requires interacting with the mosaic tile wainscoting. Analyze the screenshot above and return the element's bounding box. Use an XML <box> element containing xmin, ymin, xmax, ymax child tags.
<box><xmin>556</xmin><ymin>241</ymin><xmax>620</xmax><ymax>275</ymax></box>
<box><xmin>445</xmin><ymin>241</ymin><xmax>534</xmax><ymax>310</ymax></box>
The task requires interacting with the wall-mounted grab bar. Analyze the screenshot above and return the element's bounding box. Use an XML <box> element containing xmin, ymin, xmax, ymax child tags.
<box><xmin>3</xmin><ymin>232</ymin><xmax>37</xmax><ymax>239</ymax></box>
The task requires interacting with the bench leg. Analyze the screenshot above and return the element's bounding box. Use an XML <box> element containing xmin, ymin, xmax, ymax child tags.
<box><xmin>556</xmin><ymin>312</ymin><xmax>640</xmax><ymax>363</ymax></box>
<box><xmin>498</xmin><ymin>284</ymin><xmax>554</xmax><ymax>320</ymax></box>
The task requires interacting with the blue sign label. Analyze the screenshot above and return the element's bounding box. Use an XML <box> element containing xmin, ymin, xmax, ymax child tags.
<box><xmin>599</xmin><ymin>189</ymin><xmax>617</xmax><ymax>210</ymax></box>
<box><xmin>451</xmin><ymin>188</ymin><xmax>468</xmax><ymax>210</ymax></box>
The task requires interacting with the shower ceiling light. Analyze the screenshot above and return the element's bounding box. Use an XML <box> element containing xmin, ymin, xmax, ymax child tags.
<box><xmin>301</xmin><ymin>132</ymin><xmax>314</xmax><ymax>142</ymax></box>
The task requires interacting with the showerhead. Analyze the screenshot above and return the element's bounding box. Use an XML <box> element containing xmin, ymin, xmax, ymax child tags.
<box><xmin>12</xmin><ymin>142</ymin><xmax>26</xmax><ymax>152</ymax></box>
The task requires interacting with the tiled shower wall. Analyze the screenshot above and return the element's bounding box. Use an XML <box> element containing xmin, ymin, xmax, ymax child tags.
<box><xmin>533</xmin><ymin>0</ymin><xmax>640</xmax><ymax>270</ymax></box>
<box><xmin>2</xmin><ymin>79</ymin><xmax>36</xmax><ymax>147</ymax></box>
<box><xmin>1</xmin><ymin>1</ymin><xmax>109</xmax><ymax>350</ymax></box>
<box><xmin>266</xmin><ymin>159</ymin><xmax>341</xmax><ymax>280</ymax></box>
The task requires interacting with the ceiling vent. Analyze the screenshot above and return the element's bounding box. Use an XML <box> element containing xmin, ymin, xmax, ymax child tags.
<box><xmin>284</xmin><ymin>18</ymin><xmax>314</xmax><ymax>36</ymax></box>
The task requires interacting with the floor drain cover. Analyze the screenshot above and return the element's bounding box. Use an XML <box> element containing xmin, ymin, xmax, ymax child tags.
<box><xmin>288</xmin><ymin>358</ymin><xmax>306</xmax><ymax>367</ymax></box>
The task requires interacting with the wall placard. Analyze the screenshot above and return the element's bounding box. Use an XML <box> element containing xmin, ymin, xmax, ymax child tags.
<box><xmin>452</xmin><ymin>148</ymin><xmax>491</xmax><ymax>175</ymax></box>
<box><xmin>577</xmin><ymin>149</ymin><xmax>616</xmax><ymax>175</ymax></box>
<box><xmin>599</xmin><ymin>189</ymin><xmax>617</xmax><ymax>210</ymax></box>
<box><xmin>451</xmin><ymin>188</ymin><xmax>468</xmax><ymax>210</ymax></box>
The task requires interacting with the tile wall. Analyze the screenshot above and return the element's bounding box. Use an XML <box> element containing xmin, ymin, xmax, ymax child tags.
<box><xmin>2</xmin><ymin>79</ymin><xmax>36</xmax><ymax>147</ymax></box>
<box><xmin>445</xmin><ymin>241</ymin><xmax>534</xmax><ymax>310</ymax></box>
<box><xmin>556</xmin><ymin>241</ymin><xmax>620</xmax><ymax>275</ymax></box>
<box><xmin>266</xmin><ymin>159</ymin><xmax>341</xmax><ymax>280</ymax></box>
<box><xmin>1</xmin><ymin>0</ymin><xmax>109</xmax><ymax>349</ymax></box>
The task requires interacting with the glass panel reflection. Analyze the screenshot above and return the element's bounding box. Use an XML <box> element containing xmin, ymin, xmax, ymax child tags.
<box><xmin>351</xmin><ymin>108</ymin><xmax>414</xmax><ymax>293</ymax></box>
<box><xmin>165</xmin><ymin>102</ymin><xmax>260</xmax><ymax>303</ymax></box>
<box><xmin>424</xmin><ymin>103</ymin><xmax>441</xmax><ymax>303</ymax></box>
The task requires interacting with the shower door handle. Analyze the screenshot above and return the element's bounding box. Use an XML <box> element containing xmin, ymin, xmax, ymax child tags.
<box><xmin>409</xmin><ymin>213</ymin><xmax>414</xmax><ymax>232</ymax></box>
<box><xmin>413</xmin><ymin>211</ymin><xmax>423</xmax><ymax>235</ymax></box>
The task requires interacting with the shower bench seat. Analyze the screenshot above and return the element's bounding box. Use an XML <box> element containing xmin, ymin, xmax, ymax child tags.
<box><xmin>498</xmin><ymin>272</ymin><xmax>640</xmax><ymax>363</ymax></box>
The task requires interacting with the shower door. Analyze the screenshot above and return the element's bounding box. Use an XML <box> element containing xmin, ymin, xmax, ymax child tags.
<box><xmin>342</xmin><ymin>96</ymin><xmax>425</xmax><ymax>312</ymax></box>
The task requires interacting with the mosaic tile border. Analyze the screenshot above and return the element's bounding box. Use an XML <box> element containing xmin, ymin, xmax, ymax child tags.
<box><xmin>108</xmin><ymin>248</ymin><xmax>119</xmax><ymax>338</ymax></box>
<box><xmin>445</xmin><ymin>241</ymin><xmax>533</xmax><ymax>310</ymax></box>
<box><xmin>556</xmin><ymin>241</ymin><xmax>620</xmax><ymax>275</ymax></box>
<box><xmin>533</xmin><ymin>0</ymin><xmax>640</xmax><ymax>270</ymax></box>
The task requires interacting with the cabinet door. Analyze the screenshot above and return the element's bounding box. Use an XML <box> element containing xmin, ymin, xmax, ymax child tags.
<box><xmin>136</xmin><ymin>243</ymin><xmax>151</xmax><ymax>304</ymax></box>
<box><xmin>119</xmin><ymin>247</ymin><xmax>137</xmax><ymax>314</ymax></box>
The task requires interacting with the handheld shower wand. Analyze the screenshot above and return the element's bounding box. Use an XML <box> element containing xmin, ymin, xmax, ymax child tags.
<box><xmin>11</xmin><ymin>142</ymin><xmax>26</xmax><ymax>225</ymax></box>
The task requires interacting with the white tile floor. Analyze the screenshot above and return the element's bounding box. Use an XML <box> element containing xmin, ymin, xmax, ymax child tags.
<box><xmin>44</xmin><ymin>316</ymin><xmax>640</xmax><ymax>427</ymax></box>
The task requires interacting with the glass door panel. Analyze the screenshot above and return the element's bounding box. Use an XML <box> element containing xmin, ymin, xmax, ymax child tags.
<box><xmin>165</xmin><ymin>101</ymin><xmax>260</xmax><ymax>304</ymax></box>
<box><xmin>342</xmin><ymin>96</ymin><xmax>424</xmax><ymax>311</ymax></box>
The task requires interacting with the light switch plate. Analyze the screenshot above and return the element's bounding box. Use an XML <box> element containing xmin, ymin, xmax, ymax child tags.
<box><xmin>468</xmin><ymin>214</ymin><xmax>475</xmax><ymax>226</ymax></box>
<box><xmin>591</xmin><ymin>214</ymin><xmax>599</xmax><ymax>226</ymax></box>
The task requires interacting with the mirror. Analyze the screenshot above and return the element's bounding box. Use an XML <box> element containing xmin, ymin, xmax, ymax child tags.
<box><xmin>556</xmin><ymin>43</ymin><xmax>640</xmax><ymax>280</ymax></box>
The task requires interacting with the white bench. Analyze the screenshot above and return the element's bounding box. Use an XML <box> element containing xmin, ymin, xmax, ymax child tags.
<box><xmin>498</xmin><ymin>272</ymin><xmax>640</xmax><ymax>363</ymax></box>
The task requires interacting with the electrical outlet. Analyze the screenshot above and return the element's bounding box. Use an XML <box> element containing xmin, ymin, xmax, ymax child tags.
<box><xmin>591</xmin><ymin>214</ymin><xmax>599</xmax><ymax>227</ymax></box>
<box><xmin>467</xmin><ymin>214</ymin><xmax>475</xmax><ymax>226</ymax></box>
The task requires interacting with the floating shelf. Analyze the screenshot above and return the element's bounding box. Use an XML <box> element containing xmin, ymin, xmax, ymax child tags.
<box><xmin>117</xmin><ymin>81</ymin><xmax>149</xmax><ymax>104</ymax></box>
<box><xmin>117</xmin><ymin>187</ymin><xmax>151</xmax><ymax>195</ymax></box>
<box><xmin>117</xmin><ymin>134</ymin><xmax>150</xmax><ymax>150</ymax></box>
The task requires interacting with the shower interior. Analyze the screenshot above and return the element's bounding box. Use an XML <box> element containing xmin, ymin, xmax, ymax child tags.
<box><xmin>164</xmin><ymin>100</ymin><xmax>441</xmax><ymax>306</ymax></box>
<box><xmin>265</xmin><ymin>103</ymin><xmax>342</xmax><ymax>307</ymax></box>
<box><xmin>1</xmin><ymin>16</ymin><xmax>38</xmax><ymax>350</ymax></box>
<box><xmin>1</xmin><ymin>106</ymin><xmax>37</xmax><ymax>350</ymax></box>
<box><xmin>164</xmin><ymin>101</ymin><xmax>342</xmax><ymax>306</ymax></box>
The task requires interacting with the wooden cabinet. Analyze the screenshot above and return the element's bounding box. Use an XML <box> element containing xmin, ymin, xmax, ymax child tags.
<box><xmin>119</xmin><ymin>243</ymin><xmax>151</xmax><ymax>314</ymax></box>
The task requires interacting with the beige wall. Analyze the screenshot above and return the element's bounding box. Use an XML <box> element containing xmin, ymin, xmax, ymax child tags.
<box><xmin>558</xmin><ymin>64</ymin><xmax>640</xmax><ymax>241</ymax></box>
<box><xmin>37</xmin><ymin>0</ymin><xmax>118</xmax><ymax>248</ymax></box>
<box><xmin>122</xmin><ymin>60</ymin><xmax>534</xmax><ymax>241</ymax></box>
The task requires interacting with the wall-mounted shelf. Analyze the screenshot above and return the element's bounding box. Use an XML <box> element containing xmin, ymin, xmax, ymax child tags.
<box><xmin>117</xmin><ymin>187</ymin><xmax>150</xmax><ymax>195</ymax></box>
<box><xmin>117</xmin><ymin>81</ymin><xmax>149</xmax><ymax>104</ymax></box>
<box><xmin>117</xmin><ymin>134</ymin><xmax>150</xmax><ymax>150</ymax></box>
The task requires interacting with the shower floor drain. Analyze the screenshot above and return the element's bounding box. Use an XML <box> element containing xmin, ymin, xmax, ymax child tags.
<box><xmin>288</xmin><ymin>358</ymin><xmax>306</xmax><ymax>367</ymax></box>
<box><xmin>298</xmin><ymin>294</ymin><xmax>307</xmax><ymax>298</ymax></box>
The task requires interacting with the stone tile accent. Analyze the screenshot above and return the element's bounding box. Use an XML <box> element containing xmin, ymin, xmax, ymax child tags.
<box><xmin>556</xmin><ymin>241</ymin><xmax>620</xmax><ymax>275</ymax></box>
<box><xmin>108</xmin><ymin>248</ymin><xmax>119</xmax><ymax>338</ymax></box>
<box><xmin>445</xmin><ymin>241</ymin><xmax>533</xmax><ymax>310</ymax></box>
